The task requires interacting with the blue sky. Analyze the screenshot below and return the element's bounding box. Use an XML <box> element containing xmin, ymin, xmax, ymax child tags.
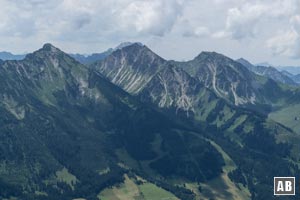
<box><xmin>0</xmin><ymin>0</ymin><xmax>299</xmax><ymax>65</ymax></box>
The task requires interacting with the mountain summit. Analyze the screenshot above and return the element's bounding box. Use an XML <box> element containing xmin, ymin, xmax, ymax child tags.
<box><xmin>114</xmin><ymin>41</ymin><xmax>143</xmax><ymax>50</ymax></box>
<box><xmin>42</xmin><ymin>43</ymin><xmax>60</xmax><ymax>51</ymax></box>
<box><xmin>91</xmin><ymin>43</ymin><xmax>166</xmax><ymax>94</ymax></box>
<box><xmin>173</xmin><ymin>52</ymin><xmax>259</xmax><ymax>105</ymax></box>
<box><xmin>171</xmin><ymin>52</ymin><xmax>293</xmax><ymax>108</ymax></box>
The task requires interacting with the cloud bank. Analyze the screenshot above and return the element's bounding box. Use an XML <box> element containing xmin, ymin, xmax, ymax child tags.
<box><xmin>0</xmin><ymin>0</ymin><xmax>298</xmax><ymax>63</ymax></box>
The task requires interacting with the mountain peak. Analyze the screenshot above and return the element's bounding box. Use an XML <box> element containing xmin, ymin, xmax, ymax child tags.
<box><xmin>23</xmin><ymin>43</ymin><xmax>69</xmax><ymax>63</ymax></box>
<box><xmin>195</xmin><ymin>51</ymin><xmax>229</xmax><ymax>61</ymax></box>
<box><xmin>111</xmin><ymin>42</ymin><xmax>157</xmax><ymax>58</ymax></box>
<box><xmin>92</xmin><ymin>42</ymin><xmax>166</xmax><ymax>94</ymax></box>
<box><xmin>237</xmin><ymin>58</ymin><xmax>252</xmax><ymax>64</ymax></box>
<box><xmin>115</xmin><ymin>42</ymin><xmax>147</xmax><ymax>53</ymax></box>
<box><xmin>114</xmin><ymin>42</ymin><xmax>143</xmax><ymax>50</ymax></box>
<box><xmin>42</xmin><ymin>43</ymin><xmax>61</xmax><ymax>53</ymax></box>
<box><xmin>236</xmin><ymin>58</ymin><xmax>254</xmax><ymax>69</ymax></box>
<box><xmin>200</xmin><ymin>51</ymin><xmax>220</xmax><ymax>55</ymax></box>
<box><xmin>115</xmin><ymin>42</ymin><xmax>133</xmax><ymax>49</ymax></box>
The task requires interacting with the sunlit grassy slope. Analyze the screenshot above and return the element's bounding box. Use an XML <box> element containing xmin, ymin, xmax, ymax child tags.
<box><xmin>269</xmin><ymin>104</ymin><xmax>300</xmax><ymax>133</ymax></box>
<box><xmin>98</xmin><ymin>174</ymin><xmax>179</xmax><ymax>200</ymax></box>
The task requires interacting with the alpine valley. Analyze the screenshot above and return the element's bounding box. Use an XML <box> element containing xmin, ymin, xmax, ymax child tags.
<box><xmin>1</xmin><ymin>43</ymin><xmax>300</xmax><ymax>200</ymax></box>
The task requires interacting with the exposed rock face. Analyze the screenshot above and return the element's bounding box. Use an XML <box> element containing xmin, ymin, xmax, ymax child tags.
<box><xmin>93</xmin><ymin>44</ymin><xmax>293</xmax><ymax>117</ymax></box>
<box><xmin>91</xmin><ymin>43</ymin><xmax>166</xmax><ymax>94</ymax></box>
<box><xmin>171</xmin><ymin>52</ymin><xmax>292</xmax><ymax>107</ymax></box>
<box><xmin>93</xmin><ymin>44</ymin><xmax>214</xmax><ymax>115</ymax></box>
<box><xmin>139</xmin><ymin>65</ymin><xmax>200</xmax><ymax>112</ymax></box>
<box><xmin>172</xmin><ymin>52</ymin><xmax>259</xmax><ymax>105</ymax></box>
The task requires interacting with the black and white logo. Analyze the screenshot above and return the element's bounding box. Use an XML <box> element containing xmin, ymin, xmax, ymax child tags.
<box><xmin>274</xmin><ymin>177</ymin><xmax>295</xmax><ymax>196</ymax></box>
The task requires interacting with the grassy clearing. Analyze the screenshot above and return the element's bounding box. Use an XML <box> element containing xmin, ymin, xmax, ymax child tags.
<box><xmin>214</xmin><ymin>106</ymin><xmax>235</xmax><ymax>127</ymax></box>
<box><xmin>269</xmin><ymin>104</ymin><xmax>300</xmax><ymax>133</ymax></box>
<box><xmin>227</xmin><ymin>115</ymin><xmax>247</xmax><ymax>132</ymax></box>
<box><xmin>268</xmin><ymin>106</ymin><xmax>300</xmax><ymax>161</ymax></box>
<box><xmin>98</xmin><ymin>174</ymin><xmax>179</xmax><ymax>200</ymax></box>
<box><xmin>97</xmin><ymin>167</ymin><xmax>111</xmax><ymax>175</ymax></box>
<box><xmin>196</xmin><ymin>99</ymin><xmax>218</xmax><ymax>121</ymax></box>
<box><xmin>55</xmin><ymin>167</ymin><xmax>78</xmax><ymax>190</ymax></box>
<box><xmin>115</xmin><ymin>149</ymin><xmax>139</xmax><ymax>170</ymax></box>
<box><xmin>182</xmin><ymin>132</ymin><xmax>251</xmax><ymax>200</ymax></box>
<box><xmin>202</xmin><ymin>139</ymin><xmax>250</xmax><ymax>200</ymax></box>
<box><xmin>139</xmin><ymin>183</ymin><xmax>179</xmax><ymax>200</ymax></box>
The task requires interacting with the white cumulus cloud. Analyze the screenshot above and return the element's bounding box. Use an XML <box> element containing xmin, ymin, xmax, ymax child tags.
<box><xmin>267</xmin><ymin>15</ymin><xmax>300</xmax><ymax>58</ymax></box>
<box><xmin>0</xmin><ymin>0</ymin><xmax>298</xmax><ymax>64</ymax></box>
<box><xmin>119</xmin><ymin>0</ymin><xmax>184</xmax><ymax>36</ymax></box>
<box><xmin>220</xmin><ymin>0</ymin><xmax>297</xmax><ymax>40</ymax></box>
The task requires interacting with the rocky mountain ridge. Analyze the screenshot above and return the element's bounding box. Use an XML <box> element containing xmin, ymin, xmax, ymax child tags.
<box><xmin>1</xmin><ymin>43</ymin><xmax>299</xmax><ymax>200</ymax></box>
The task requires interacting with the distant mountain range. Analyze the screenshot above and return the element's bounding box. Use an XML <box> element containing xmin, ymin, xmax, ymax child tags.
<box><xmin>276</xmin><ymin>66</ymin><xmax>300</xmax><ymax>75</ymax></box>
<box><xmin>69</xmin><ymin>50</ymin><xmax>112</xmax><ymax>65</ymax></box>
<box><xmin>237</xmin><ymin>58</ymin><xmax>298</xmax><ymax>86</ymax></box>
<box><xmin>1</xmin><ymin>42</ymin><xmax>300</xmax><ymax>200</ymax></box>
<box><xmin>0</xmin><ymin>51</ymin><xmax>26</xmax><ymax>60</ymax></box>
<box><xmin>69</xmin><ymin>42</ymin><xmax>142</xmax><ymax>65</ymax></box>
<box><xmin>256</xmin><ymin>63</ymin><xmax>300</xmax><ymax>75</ymax></box>
<box><xmin>2</xmin><ymin>45</ymin><xmax>299</xmax><ymax>77</ymax></box>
